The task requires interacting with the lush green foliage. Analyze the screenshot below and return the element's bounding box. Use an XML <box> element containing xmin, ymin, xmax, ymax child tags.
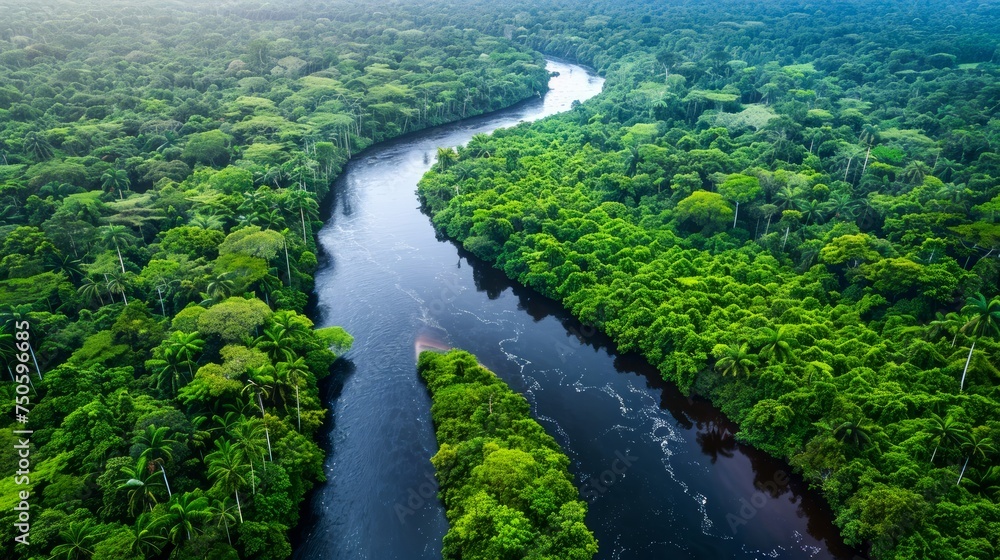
<box><xmin>418</xmin><ymin>349</ymin><xmax>598</xmax><ymax>560</ymax></box>
<box><xmin>0</xmin><ymin>1</ymin><xmax>549</xmax><ymax>559</ymax></box>
<box><xmin>418</xmin><ymin>1</ymin><xmax>1000</xmax><ymax>558</ymax></box>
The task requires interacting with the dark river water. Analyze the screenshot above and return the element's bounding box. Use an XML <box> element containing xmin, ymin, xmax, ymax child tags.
<box><xmin>294</xmin><ymin>59</ymin><xmax>859</xmax><ymax>560</ymax></box>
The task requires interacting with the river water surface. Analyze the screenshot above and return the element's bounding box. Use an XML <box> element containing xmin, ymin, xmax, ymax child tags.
<box><xmin>294</xmin><ymin>59</ymin><xmax>859</xmax><ymax>560</ymax></box>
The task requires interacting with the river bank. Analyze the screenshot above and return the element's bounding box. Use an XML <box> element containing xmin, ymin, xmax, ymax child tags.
<box><xmin>294</xmin><ymin>58</ymin><xmax>856</xmax><ymax>560</ymax></box>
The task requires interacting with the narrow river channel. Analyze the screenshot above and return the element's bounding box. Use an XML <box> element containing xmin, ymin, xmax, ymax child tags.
<box><xmin>293</xmin><ymin>59</ymin><xmax>859</xmax><ymax>560</ymax></box>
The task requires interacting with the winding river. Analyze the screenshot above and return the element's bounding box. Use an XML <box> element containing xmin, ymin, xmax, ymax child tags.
<box><xmin>294</xmin><ymin>59</ymin><xmax>859</xmax><ymax>560</ymax></box>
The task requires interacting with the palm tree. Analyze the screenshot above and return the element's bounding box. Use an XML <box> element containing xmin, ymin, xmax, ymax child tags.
<box><xmin>49</xmin><ymin>520</ymin><xmax>99</xmax><ymax>560</ymax></box>
<box><xmin>958</xmin><ymin>293</ymin><xmax>1000</xmax><ymax>391</ymax></box>
<box><xmin>256</xmin><ymin>271</ymin><xmax>282</xmax><ymax>307</ymax></box>
<box><xmin>957</xmin><ymin>432</ymin><xmax>995</xmax><ymax>485</ymax></box>
<box><xmin>101</xmin><ymin>168</ymin><xmax>131</xmax><ymax>200</ymax></box>
<box><xmin>623</xmin><ymin>143</ymin><xmax>641</xmax><ymax>177</ymax></box>
<box><xmin>758</xmin><ymin>203</ymin><xmax>780</xmax><ymax>237</ymax></box>
<box><xmin>229</xmin><ymin>417</ymin><xmax>267</xmax><ymax>495</ymax></box>
<box><xmin>98</xmin><ymin>224</ymin><xmax>133</xmax><ymax>273</ymax></box>
<box><xmin>963</xmin><ymin>466</ymin><xmax>1000</xmax><ymax>499</ymax></box>
<box><xmin>773</xmin><ymin>185</ymin><xmax>799</xmax><ymax>210</ymax></box>
<box><xmin>827</xmin><ymin>191</ymin><xmax>859</xmax><ymax>220</ymax></box>
<box><xmin>932</xmin><ymin>157</ymin><xmax>960</xmax><ymax>182</ymax></box>
<box><xmin>164</xmin><ymin>493</ymin><xmax>212</xmax><ymax>543</ymax></box>
<box><xmin>253</xmin><ymin>325</ymin><xmax>298</xmax><ymax>363</ymax></box>
<box><xmin>836</xmin><ymin>143</ymin><xmax>865</xmax><ymax>183</ymax></box>
<box><xmin>105</xmin><ymin>271</ymin><xmax>130</xmax><ymax>305</ymax></box>
<box><xmin>203</xmin><ymin>272</ymin><xmax>236</xmax><ymax>303</ymax></box>
<box><xmin>210</xmin><ymin>497</ymin><xmax>239</xmax><ymax>545</ymax></box>
<box><xmin>190</xmin><ymin>212</ymin><xmax>224</xmax><ymax>230</ymax></box>
<box><xmin>900</xmin><ymin>160</ymin><xmax>931</xmax><ymax>185</ymax></box>
<box><xmin>272</xmin><ymin>309</ymin><xmax>313</xmax><ymax>339</ymax></box>
<box><xmin>712</xmin><ymin>342</ymin><xmax>756</xmax><ymax>377</ymax></box>
<box><xmin>926</xmin><ymin>413</ymin><xmax>970</xmax><ymax>464</ymax></box>
<box><xmin>859</xmin><ymin>124</ymin><xmax>880</xmax><ymax>147</ymax></box>
<box><xmin>136</xmin><ymin>425</ymin><xmax>177</xmax><ymax>498</ymax></box>
<box><xmin>188</xmin><ymin>415</ymin><xmax>212</xmax><ymax>460</ymax></box>
<box><xmin>276</xmin><ymin>357</ymin><xmax>310</xmax><ymax>430</ymax></box>
<box><xmin>927</xmin><ymin>311</ymin><xmax>964</xmax><ymax>347</ymax></box>
<box><xmin>129</xmin><ymin>512</ymin><xmax>166</xmax><ymax>556</ymax></box>
<box><xmin>206</xmin><ymin>439</ymin><xmax>250</xmax><ymax>523</ymax></box>
<box><xmin>0</xmin><ymin>305</ymin><xmax>41</xmax><ymax>380</ymax></box>
<box><xmin>167</xmin><ymin>330</ymin><xmax>205</xmax><ymax>379</ymax></box>
<box><xmin>78</xmin><ymin>276</ymin><xmax>106</xmax><ymax>308</ymax></box>
<box><xmin>244</xmin><ymin>366</ymin><xmax>275</xmax><ymax>461</ymax></box>
<box><xmin>758</xmin><ymin>326</ymin><xmax>794</xmax><ymax>364</ymax></box>
<box><xmin>832</xmin><ymin>418</ymin><xmax>874</xmax><ymax>449</ymax></box>
<box><xmin>251</xmin><ymin>207</ymin><xmax>286</xmax><ymax>230</ymax></box>
<box><xmin>796</xmin><ymin>198</ymin><xmax>831</xmax><ymax>225</ymax></box>
<box><xmin>935</xmin><ymin>182</ymin><xmax>969</xmax><ymax>208</ymax></box>
<box><xmin>152</xmin><ymin>278</ymin><xmax>178</xmax><ymax>316</ymax></box>
<box><xmin>150</xmin><ymin>357</ymin><xmax>184</xmax><ymax>397</ymax></box>
<box><xmin>52</xmin><ymin>253</ymin><xmax>83</xmax><ymax>281</ymax></box>
<box><xmin>287</xmin><ymin>187</ymin><xmax>319</xmax><ymax>243</ymax></box>
<box><xmin>24</xmin><ymin>131</ymin><xmax>54</xmax><ymax>161</ymax></box>
<box><xmin>116</xmin><ymin>456</ymin><xmax>165</xmax><ymax>516</ymax></box>
<box><xmin>436</xmin><ymin>146</ymin><xmax>458</xmax><ymax>170</ymax></box>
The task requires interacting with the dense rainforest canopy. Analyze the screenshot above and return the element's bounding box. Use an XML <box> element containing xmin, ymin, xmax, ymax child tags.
<box><xmin>1</xmin><ymin>0</ymin><xmax>998</xmax><ymax>559</ymax></box>
<box><xmin>0</xmin><ymin>1</ymin><xmax>546</xmax><ymax>559</ymax></box>
<box><xmin>418</xmin><ymin>349</ymin><xmax>598</xmax><ymax>560</ymax></box>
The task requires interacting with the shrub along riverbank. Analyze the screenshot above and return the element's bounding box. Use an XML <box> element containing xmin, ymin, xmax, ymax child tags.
<box><xmin>418</xmin><ymin>349</ymin><xmax>598</xmax><ymax>560</ymax></box>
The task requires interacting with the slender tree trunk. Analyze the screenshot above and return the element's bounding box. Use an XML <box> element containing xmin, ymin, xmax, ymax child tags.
<box><xmin>300</xmin><ymin>206</ymin><xmax>308</xmax><ymax>244</ymax></box>
<box><xmin>295</xmin><ymin>384</ymin><xmax>301</xmax><ymax>431</ymax></box>
<box><xmin>235</xmin><ymin>489</ymin><xmax>244</xmax><ymax>523</ymax></box>
<box><xmin>258</xmin><ymin>392</ymin><xmax>274</xmax><ymax>461</ymax></box>
<box><xmin>960</xmin><ymin>339</ymin><xmax>975</xmax><ymax>391</ymax></box>
<box><xmin>732</xmin><ymin>201</ymin><xmax>739</xmax><ymax>229</ymax></box>
<box><xmin>930</xmin><ymin>444</ymin><xmax>939</xmax><ymax>463</ymax></box>
<box><xmin>957</xmin><ymin>456</ymin><xmax>970</xmax><ymax>485</ymax></box>
<box><xmin>157</xmin><ymin>287</ymin><xmax>166</xmax><ymax>315</ymax></box>
<box><xmin>28</xmin><ymin>344</ymin><xmax>42</xmax><ymax>380</ymax></box>
<box><xmin>860</xmin><ymin>146</ymin><xmax>872</xmax><ymax>176</ymax></box>
<box><xmin>115</xmin><ymin>243</ymin><xmax>125</xmax><ymax>273</ymax></box>
<box><xmin>284</xmin><ymin>240</ymin><xmax>292</xmax><ymax>287</ymax></box>
<box><xmin>160</xmin><ymin>464</ymin><xmax>172</xmax><ymax>498</ymax></box>
<box><xmin>781</xmin><ymin>226</ymin><xmax>790</xmax><ymax>251</ymax></box>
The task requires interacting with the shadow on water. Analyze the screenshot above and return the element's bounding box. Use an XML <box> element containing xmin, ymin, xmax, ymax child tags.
<box><xmin>454</xmin><ymin>240</ymin><xmax>862</xmax><ymax>559</ymax></box>
<box><xmin>289</xmin><ymin>357</ymin><xmax>356</xmax><ymax>545</ymax></box>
